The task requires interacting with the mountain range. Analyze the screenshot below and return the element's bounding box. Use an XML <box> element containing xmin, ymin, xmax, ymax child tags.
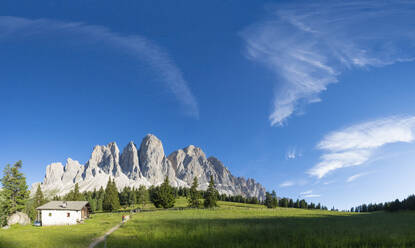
<box><xmin>32</xmin><ymin>134</ymin><xmax>266</xmax><ymax>200</ymax></box>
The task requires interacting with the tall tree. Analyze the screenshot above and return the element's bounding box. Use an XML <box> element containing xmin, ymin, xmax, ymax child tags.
<box><xmin>64</xmin><ymin>183</ymin><xmax>84</xmax><ymax>201</ymax></box>
<box><xmin>73</xmin><ymin>183</ymin><xmax>84</xmax><ymax>201</ymax></box>
<box><xmin>33</xmin><ymin>184</ymin><xmax>46</xmax><ymax>208</ymax></box>
<box><xmin>264</xmin><ymin>192</ymin><xmax>273</xmax><ymax>208</ymax></box>
<box><xmin>152</xmin><ymin>177</ymin><xmax>175</xmax><ymax>209</ymax></box>
<box><xmin>103</xmin><ymin>178</ymin><xmax>120</xmax><ymax>211</ymax></box>
<box><xmin>96</xmin><ymin>186</ymin><xmax>105</xmax><ymax>211</ymax></box>
<box><xmin>128</xmin><ymin>188</ymin><xmax>136</xmax><ymax>206</ymax></box>
<box><xmin>188</xmin><ymin>177</ymin><xmax>201</xmax><ymax>208</ymax></box>
<box><xmin>204</xmin><ymin>176</ymin><xmax>218</xmax><ymax>208</ymax></box>
<box><xmin>137</xmin><ymin>185</ymin><xmax>148</xmax><ymax>209</ymax></box>
<box><xmin>0</xmin><ymin>161</ymin><xmax>30</xmax><ymax>225</ymax></box>
<box><xmin>271</xmin><ymin>190</ymin><xmax>278</xmax><ymax>208</ymax></box>
<box><xmin>119</xmin><ymin>186</ymin><xmax>130</xmax><ymax>206</ymax></box>
<box><xmin>264</xmin><ymin>191</ymin><xmax>278</xmax><ymax>208</ymax></box>
<box><xmin>300</xmin><ymin>199</ymin><xmax>307</xmax><ymax>209</ymax></box>
<box><xmin>87</xmin><ymin>194</ymin><xmax>97</xmax><ymax>213</ymax></box>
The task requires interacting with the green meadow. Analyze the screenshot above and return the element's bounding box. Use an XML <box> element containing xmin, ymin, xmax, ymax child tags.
<box><xmin>100</xmin><ymin>202</ymin><xmax>415</xmax><ymax>248</ymax></box>
<box><xmin>2</xmin><ymin>200</ymin><xmax>415</xmax><ymax>248</ymax></box>
<box><xmin>0</xmin><ymin>213</ymin><xmax>124</xmax><ymax>248</ymax></box>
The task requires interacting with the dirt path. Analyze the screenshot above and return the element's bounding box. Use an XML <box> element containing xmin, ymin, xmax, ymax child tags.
<box><xmin>88</xmin><ymin>218</ymin><xmax>129</xmax><ymax>248</ymax></box>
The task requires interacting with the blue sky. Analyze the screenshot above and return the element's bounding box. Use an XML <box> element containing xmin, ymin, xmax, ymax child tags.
<box><xmin>1</xmin><ymin>0</ymin><xmax>415</xmax><ymax>210</ymax></box>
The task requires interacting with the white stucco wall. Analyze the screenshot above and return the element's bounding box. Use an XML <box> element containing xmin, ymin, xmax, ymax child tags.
<box><xmin>41</xmin><ymin>210</ymin><xmax>82</xmax><ymax>226</ymax></box>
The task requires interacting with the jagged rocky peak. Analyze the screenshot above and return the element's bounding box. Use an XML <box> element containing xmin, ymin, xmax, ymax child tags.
<box><xmin>64</xmin><ymin>158</ymin><xmax>82</xmax><ymax>171</ymax></box>
<box><xmin>35</xmin><ymin>133</ymin><xmax>266</xmax><ymax>200</ymax></box>
<box><xmin>86</xmin><ymin>142</ymin><xmax>122</xmax><ymax>177</ymax></box>
<box><xmin>44</xmin><ymin>162</ymin><xmax>64</xmax><ymax>185</ymax></box>
<box><xmin>168</xmin><ymin>144</ymin><xmax>209</xmax><ymax>185</ymax></box>
<box><xmin>183</xmin><ymin>145</ymin><xmax>206</xmax><ymax>158</ymax></box>
<box><xmin>62</xmin><ymin>158</ymin><xmax>82</xmax><ymax>184</ymax></box>
<box><xmin>139</xmin><ymin>134</ymin><xmax>174</xmax><ymax>185</ymax></box>
<box><xmin>119</xmin><ymin>141</ymin><xmax>141</xmax><ymax>180</ymax></box>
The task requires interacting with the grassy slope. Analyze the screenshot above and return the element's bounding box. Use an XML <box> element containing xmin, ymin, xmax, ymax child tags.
<box><xmin>2</xmin><ymin>199</ymin><xmax>415</xmax><ymax>248</ymax></box>
<box><xmin>101</xmin><ymin>201</ymin><xmax>415</xmax><ymax>248</ymax></box>
<box><xmin>0</xmin><ymin>213</ymin><xmax>124</xmax><ymax>248</ymax></box>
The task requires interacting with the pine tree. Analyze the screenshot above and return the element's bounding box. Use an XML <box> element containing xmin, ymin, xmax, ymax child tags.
<box><xmin>188</xmin><ymin>177</ymin><xmax>201</xmax><ymax>208</ymax></box>
<box><xmin>128</xmin><ymin>189</ymin><xmax>136</xmax><ymax>206</ymax></box>
<box><xmin>264</xmin><ymin>192</ymin><xmax>273</xmax><ymax>208</ymax></box>
<box><xmin>96</xmin><ymin>186</ymin><xmax>105</xmax><ymax>211</ymax></box>
<box><xmin>0</xmin><ymin>161</ymin><xmax>30</xmax><ymax>225</ymax></box>
<box><xmin>120</xmin><ymin>187</ymin><xmax>130</xmax><ymax>206</ymax></box>
<box><xmin>73</xmin><ymin>183</ymin><xmax>84</xmax><ymax>201</ymax></box>
<box><xmin>271</xmin><ymin>190</ymin><xmax>278</xmax><ymax>208</ymax></box>
<box><xmin>204</xmin><ymin>176</ymin><xmax>218</xmax><ymax>208</ymax></box>
<box><xmin>137</xmin><ymin>185</ymin><xmax>148</xmax><ymax>209</ymax></box>
<box><xmin>152</xmin><ymin>177</ymin><xmax>175</xmax><ymax>209</ymax></box>
<box><xmin>33</xmin><ymin>184</ymin><xmax>46</xmax><ymax>207</ymax></box>
<box><xmin>97</xmin><ymin>198</ymin><xmax>103</xmax><ymax>212</ymax></box>
<box><xmin>103</xmin><ymin>178</ymin><xmax>120</xmax><ymax>211</ymax></box>
<box><xmin>295</xmin><ymin>199</ymin><xmax>300</xmax><ymax>208</ymax></box>
<box><xmin>264</xmin><ymin>191</ymin><xmax>278</xmax><ymax>208</ymax></box>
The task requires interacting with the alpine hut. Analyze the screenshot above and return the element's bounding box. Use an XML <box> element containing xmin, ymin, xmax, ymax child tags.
<box><xmin>36</xmin><ymin>201</ymin><xmax>91</xmax><ymax>226</ymax></box>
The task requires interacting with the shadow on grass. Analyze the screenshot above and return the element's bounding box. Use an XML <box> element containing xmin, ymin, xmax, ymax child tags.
<box><xmin>104</xmin><ymin>211</ymin><xmax>415</xmax><ymax>248</ymax></box>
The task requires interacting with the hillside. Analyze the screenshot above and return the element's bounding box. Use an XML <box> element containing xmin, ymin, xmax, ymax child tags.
<box><xmin>2</xmin><ymin>199</ymin><xmax>415</xmax><ymax>248</ymax></box>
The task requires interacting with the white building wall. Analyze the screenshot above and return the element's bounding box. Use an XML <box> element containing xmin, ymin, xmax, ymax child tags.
<box><xmin>41</xmin><ymin>210</ymin><xmax>82</xmax><ymax>226</ymax></box>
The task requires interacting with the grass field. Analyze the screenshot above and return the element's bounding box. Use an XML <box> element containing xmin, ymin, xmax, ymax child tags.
<box><xmin>1</xmin><ymin>199</ymin><xmax>415</xmax><ymax>248</ymax></box>
<box><xmin>0</xmin><ymin>212</ymin><xmax>124</xmax><ymax>248</ymax></box>
<box><xmin>100</xmin><ymin>201</ymin><xmax>415</xmax><ymax>248</ymax></box>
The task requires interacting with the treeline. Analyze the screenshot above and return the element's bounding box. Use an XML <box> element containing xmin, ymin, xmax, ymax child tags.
<box><xmin>352</xmin><ymin>195</ymin><xmax>415</xmax><ymax>213</ymax></box>
<box><xmin>264</xmin><ymin>190</ymin><xmax>328</xmax><ymax>210</ymax></box>
<box><xmin>54</xmin><ymin>176</ymin><xmax>221</xmax><ymax>212</ymax></box>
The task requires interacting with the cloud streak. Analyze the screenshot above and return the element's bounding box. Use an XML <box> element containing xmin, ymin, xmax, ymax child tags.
<box><xmin>279</xmin><ymin>181</ymin><xmax>294</xmax><ymax>188</ymax></box>
<box><xmin>300</xmin><ymin>190</ymin><xmax>312</xmax><ymax>195</ymax></box>
<box><xmin>241</xmin><ymin>1</ymin><xmax>415</xmax><ymax>126</ymax></box>
<box><xmin>309</xmin><ymin>116</ymin><xmax>415</xmax><ymax>178</ymax></box>
<box><xmin>303</xmin><ymin>194</ymin><xmax>320</xmax><ymax>198</ymax></box>
<box><xmin>347</xmin><ymin>172</ymin><xmax>369</xmax><ymax>183</ymax></box>
<box><xmin>299</xmin><ymin>190</ymin><xmax>320</xmax><ymax>198</ymax></box>
<box><xmin>0</xmin><ymin>16</ymin><xmax>199</xmax><ymax>117</ymax></box>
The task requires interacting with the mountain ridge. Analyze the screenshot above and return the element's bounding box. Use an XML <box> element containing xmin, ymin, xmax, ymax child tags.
<box><xmin>32</xmin><ymin>134</ymin><xmax>266</xmax><ymax>200</ymax></box>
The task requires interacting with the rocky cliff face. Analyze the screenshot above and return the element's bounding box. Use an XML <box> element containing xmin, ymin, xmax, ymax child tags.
<box><xmin>33</xmin><ymin>134</ymin><xmax>266</xmax><ymax>200</ymax></box>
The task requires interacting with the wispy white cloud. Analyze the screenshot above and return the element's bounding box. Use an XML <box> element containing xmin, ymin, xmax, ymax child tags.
<box><xmin>0</xmin><ymin>16</ymin><xmax>199</xmax><ymax>117</ymax></box>
<box><xmin>300</xmin><ymin>190</ymin><xmax>312</xmax><ymax>195</ymax></box>
<box><xmin>299</xmin><ymin>190</ymin><xmax>320</xmax><ymax>198</ymax></box>
<box><xmin>286</xmin><ymin>147</ymin><xmax>301</xmax><ymax>160</ymax></box>
<box><xmin>309</xmin><ymin>116</ymin><xmax>415</xmax><ymax>178</ymax></box>
<box><xmin>279</xmin><ymin>181</ymin><xmax>294</xmax><ymax>188</ymax></box>
<box><xmin>279</xmin><ymin>179</ymin><xmax>308</xmax><ymax>188</ymax></box>
<box><xmin>303</xmin><ymin>194</ymin><xmax>321</xmax><ymax>198</ymax></box>
<box><xmin>241</xmin><ymin>1</ymin><xmax>415</xmax><ymax>126</ymax></box>
<box><xmin>346</xmin><ymin>172</ymin><xmax>369</xmax><ymax>183</ymax></box>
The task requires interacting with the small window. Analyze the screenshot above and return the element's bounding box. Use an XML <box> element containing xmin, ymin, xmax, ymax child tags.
<box><xmin>67</xmin><ymin>212</ymin><xmax>70</xmax><ymax>217</ymax></box>
<box><xmin>49</xmin><ymin>213</ymin><xmax>52</xmax><ymax>217</ymax></box>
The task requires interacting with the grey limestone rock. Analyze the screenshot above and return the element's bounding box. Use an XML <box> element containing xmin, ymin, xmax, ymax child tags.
<box><xmin>33</xmin><ymin>134</ymin><xmax>266</xmax><ymax>200</ymax></box>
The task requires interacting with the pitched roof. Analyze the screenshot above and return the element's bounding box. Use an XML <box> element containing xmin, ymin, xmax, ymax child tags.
<box><xmin>36</xmin><ymin>201</ymin><xmax>89</xmax><ymax>211</ymax></box>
